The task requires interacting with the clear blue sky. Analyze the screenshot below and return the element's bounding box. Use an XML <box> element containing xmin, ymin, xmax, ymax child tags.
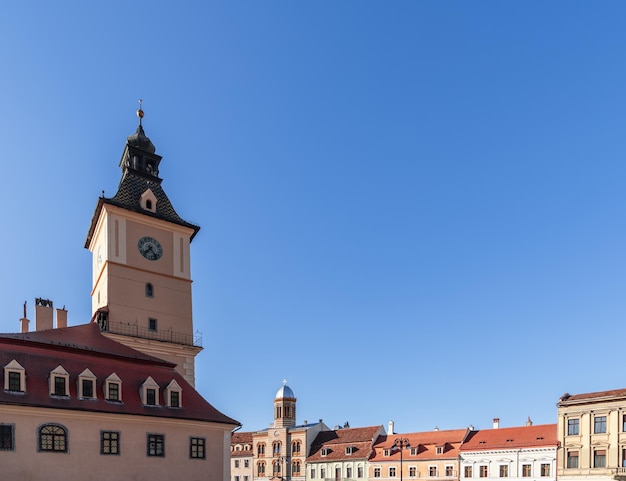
<box><xmin>1</xmin><ymin>2</ymin><xmax>625</xmax><ymax>434</ymax></box>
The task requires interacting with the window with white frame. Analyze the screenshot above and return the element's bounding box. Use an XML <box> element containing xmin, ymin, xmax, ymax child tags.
<box><xmin>390</xmin><ymin>467</ymin><xmax>397</xmax><ymax>477</ymax></box>
<box><xmin>165</xmin><ymin>379</ymin><xmax>182</xmax><ymax>408</ymax></box>
<box><xmin>49</xmin><ymin>365</ymin><xmax>69</xmax><ymax>397</ymax></box>
<box><xmin>431</xmin><ymin>466</ymin><xmax>439</xmax><ymax>477</ymax></box>
<box><xmin>104</xmin><ymin>373</ymin><xmax>122</xmax><ymax>402</ymax></box>
<box><xmin>410</xmin><ymin>466</ymin><xmax>417</xmax><ymax>477</ymax></box>
<box><xmin>436</xmin><ymin>445</ymin><xmax>444</xmax><ymax>454</ymax></box>
<box><xmin>78</xmin><ymin>368</ymin><xmax>97</xmax><ymax>399</ymax></box>
<box><xmin>141</xmin><ymin>376</ymin><xmax>160</xmax><ymax>406</ymax></box>
<box><xmin>4</xmin><ymin>360</ymin><xmax>25</xmax><ymax>393</ymax></box>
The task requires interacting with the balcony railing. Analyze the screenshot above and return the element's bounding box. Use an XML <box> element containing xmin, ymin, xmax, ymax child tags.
<box><xmin>97</xmin><ymin>318</ymin><xmax>202</xmax><ymax>347</ymax></box>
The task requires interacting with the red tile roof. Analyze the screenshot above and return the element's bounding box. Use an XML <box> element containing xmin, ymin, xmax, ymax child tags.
<box><xmin>308</xmin><ymin>425</ymin><xmax>385</xmax><ymax>462</ymax></box>
<box><xmin>231</xmin><ymin>431</ymin><xmax>254</xmax><ymax>457</ymax></box>
<box><xmin>370</xmin><ymin>429</ymin><xmax>469</xmax><ymax>462</ymax></box>
<box><xmin>460</xmin><ymin>424</ymin><xmax>557</xmax><ymax>451</ymax></box>
<box><xmin>559</xmin><ymin>389</ymin><xmax>626</xmax><ymax>404</ymax></box>
<box><xmin>0</xmin><ymin>323</ymin><xmax>239</xmax><ymax>426</ymax></box>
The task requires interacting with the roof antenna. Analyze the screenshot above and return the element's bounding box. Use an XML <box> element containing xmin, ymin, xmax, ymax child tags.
<box><xmin>137</xmin><ymin>99</ymin><xmax>144</xmax><ymax>126</ymax></box>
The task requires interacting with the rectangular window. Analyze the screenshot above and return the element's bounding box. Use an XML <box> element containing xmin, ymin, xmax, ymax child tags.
<box><xmin>567</xmin><ymin>418</ymin><xmax>579</xmax><ymax>435</ymax></box>
<box><xmin>465</xmin><ymin>467</ymin><xmax>473</xmax><ymax>478</ymax></box>
<box><xmin>347</xmin><ymin>467</ymin><xmax>353</xmax><ymax>478</ymax></box>
<box><xmin>235</xmin><ymin>476</ymin><xmax>240</xmax><ymax>481</ymax></box>
<box><xmin>54</xmin><ymin>376</ymin><xmax>66</xmax><ymax>396</ymax></box>
<box><xmin>244</xmin><ymin>477</ymin><xmax>249</xmax><ymax>481</ymax></box>
<box><xmin>190</xmin><ymin>437</ymin><xmax>205</xmax><ymax>459</ymax></box>
<box><xmin>567</xmin><ymin>451</ymin><xmax>579</xmax><ymax>469</ymax></box>
<box><xmin>446</xmin><ymin>466</ymin><xmax>454</xmax><ymax>477</ymax></box>
<box><xmin>82</xmin><ymin>379</ymin><xmax>94</xmax><ymax>398</ymax></box>
<box><xmin>244</xmin><ymin>460</ymin><xmax>249</xmax><ymax>468</ymax></box>
<box><xmin>101</xmin><ymin>431</ymin><xmax>120</xmax><ymax>455</ymax></box>
<box><xmin>147</xmin><ymin>434</ymin><xmax>165</xmax><ymax>457</ymax></box>
<box><xmin>522</xmin><ymin>465</ymin><xmax>531</xmax><ymax>477</ymax></box>
<box><xmin>436</xmin><ymin>446</ymin><xmax>444</xmax><ymax>454</ymax></box>
<box><xmin>107</xmin><ymin>382</ymin><xmax>119</xmax><ymax>401</ymax></box>
<box><xmin>321</xmin><ymin>467</ymin><xmax>326</xmax><ymax>478</ymax></box>
<box><xmin>170</xmin><ymin>391</ymin><xmax>180</xmax><ymax>408</ymax></box>
<box><xmin>594</xmin><ymin>450</ymin><xmax>606</xmax><ymax>468</ymax></box>
<box><xmin>358</xmin><ymin>466</ymin><xmax>364</xmax><ymax>478</ymax></box>
<box><xmin>311</xmin><ymin>468</ymin><xmax>316</xmax><ymax>479</ymax></box>
<box><xmin>149</xmin><ymin>318</ymin><xmax>157</xmax><ymax>331</ymax></box>
<box><xmin>8</xmin><ymin>372</ymin><xmax>21</xmax><ymax>392</ymax></box>
<box><xmin>499</xmin><ymin>465</ymin><xmax>508</xmax><ymax>477</ymax></box>
<box><xmin>540</xmin><ymin>464</ymin><xmax>550</xmax><ymax>477</ymax></box>
<box><xmin>623</xmin><ymin>449</ymin><xmax>626</xmax><ymax>468</ymax></box>
<box><xmin>374</xmin><ymin>467</ymin><xmax>381</xmax><ymax>478</ymax></box>
<box><xmin>390</xmin><ymin>467</ymin><xmax>397</xmax><ymax>477</ymax></box>
<box><xmin>594</xmin><ymin>416</ymin><xmax>607</xmax><ymax>434</ymax></box>
<box><xmin>430</xmin><ymin>467</ymin><xmax>438</xmax><ymax>477</ymax></box>
<box><xmin>146</xmin><ymin>388</ymin><xmax>156</xmax><ymax>406</ymax></box>
<box><xmin>0</xmin><ymin>425</ymin><xmax>14</xmax><ymax>450</ymax></box>
<box><xmin>235</xmin><ymin>460</ymin><xmax>240</xmax><ymax>468</ymax></box>
<box><xmin>623</xmin><ymin>415</ymin><xmax>626</xmax><ymax>433</ymax></box>
<box><xmin>410</xmin><ymin>467</ymin><xmax>417</xmax><ymax>477</ymax></box>
<box><xmin>479</xmin><ymin>466</ymin><xmax>488</xmax><ymax>477</ymax></box>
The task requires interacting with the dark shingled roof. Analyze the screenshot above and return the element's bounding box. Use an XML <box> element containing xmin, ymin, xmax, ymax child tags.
<box><xmin>0</xmin><ymin>323</ymin><xmax>239</xmax><ymax>426</ymax></box>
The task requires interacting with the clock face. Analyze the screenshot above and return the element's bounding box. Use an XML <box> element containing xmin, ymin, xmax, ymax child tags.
<box><xmin>137</xmin><ymin>236</ymin><xmax>163</xmax><ymax>261</ymax></box>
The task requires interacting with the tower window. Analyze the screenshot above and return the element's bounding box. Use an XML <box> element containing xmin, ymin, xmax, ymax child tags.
<box><xmin>146</xmin><ymin>199</ymin><xmax>152</xmax><ymax>209</ymax></box>
<box><xmin>145</xmin><ymin>283</ymin><xmax>154</xmax><ymax>298</ymax></box>
<box><xmin>149</xmin><ymin>318</ymin><xmax>157</xmax><ymax>331</ymax></box>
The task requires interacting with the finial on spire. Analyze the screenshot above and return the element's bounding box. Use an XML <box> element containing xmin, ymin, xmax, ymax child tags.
<box><xmin>137</xmin><ymin>99</ymin><xmax>144</xmax><ymax>126</ymax></box>
<box><xmin>282</xmin><ymin>379</ymin><xmax>288</xmax><ymax>386</ymax></box>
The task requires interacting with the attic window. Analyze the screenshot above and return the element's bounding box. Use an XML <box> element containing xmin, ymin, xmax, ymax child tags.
<box><xmin>536</xmin><ymin>437</ymin><xmax>544</xmax><ymax>440</ymax></box>
<box><xmin>384</xmin><ymin>449</ymin><xmax>391</xmax><ymax>457</ymax></box>
<box><xmin>105</xmin><ymin>373</ymin><xmax>122</xmax><ymax>402</ymax></box>
<box><xmin>4</xmin><ymin>360</ymin><xmax>25</xmax><ymax>393</ymax></box>
<box><xmin>141</xmin><ymin>376</ymin><xmax>160</xmax><ymax>406</ymax></box>
<box><xmin>346</xmin><ymin>446</ymin><xmax>354</xmax><ymax>455</ymax></box>
<box><xmin>410</xmin><ymin>447</ymin><xmax>419</xmax><ymax>456</ymax></box>
<box><xmin>78</xmin><ymin>368</ymin><xmax>97</xmax><ymax>399</ymax></box>
<box><xmin>436</xmin><ymin>446</ymin><xmax>444</xmax><ymax>454</ymax></box>
<box><xmin>506</xmin><ymin>439</ymin><xmax>514</xmax><ymax>442</ymax></box>
<box><xmin>49</xmin><ymin>365</ymin><xmax>69</xmax><ymax>397</ymax></box>
<box><xmin>165</xmin><ymin>379</ymin><xmax>182</xmax><ymax>408</ymax></box>
<box><xmin>140</xmin><ymin>189</ymin><xmax>157</xmax><ymax>213</ymax></box>
<box><xmin>321</xmin><ymin>448</ymin><xmax>330</xmax><ymax>456</ymax></box>
<box><xmin>479</xmin><ymin>441</ymin><xmax>486</xmax><ymax>444</ymax></box>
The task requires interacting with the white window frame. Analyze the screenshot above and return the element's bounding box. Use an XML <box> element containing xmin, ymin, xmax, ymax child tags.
<box><xmin>49</xmin><ymin>365</ymin><xmax>69</xmax><ymax>397</ymax></box>
<box><xmin>104</xmin><ymin>372</ymin><xmax>123</xmax><ymax>402</ymax></box>
<box><xmin>4</xmin><ymin>360</ymin><xmax>25</xmax><ymax>392</ymax></box>
<box><xmin>78</xmin><ymin>368</ymin><xmax>97</xmax><ymax>399</ymax></box>
<box><xmin>142</xmin><ymin>376</ymin><xmax>160</xmax><ymax>406</ymax></box>
<box><xmin>165</xmin><ymin>379</ymin><xmax>182</xmax><ymax>408</ymax></box>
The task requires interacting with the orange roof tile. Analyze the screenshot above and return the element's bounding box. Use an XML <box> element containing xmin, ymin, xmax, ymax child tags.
<box><xmin>308</xmin><ymin>426</ymin><xmax>384</xmax><ymax>462</ymax></box>
<box><xmin>460</xmin><ymin>424</ymin><xmax>557</xmax><ymax>451</ymax></box>
<box><xmin>370</xmin><ymin>429</ymin><xmax>469</xmax><ymax>462</ymax></box>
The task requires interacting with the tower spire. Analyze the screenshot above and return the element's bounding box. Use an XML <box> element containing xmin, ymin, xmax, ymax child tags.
<box><xmin>137</xmin><ymin>99</ymin><xmax>144</xmax><ymax>126</ymax></box>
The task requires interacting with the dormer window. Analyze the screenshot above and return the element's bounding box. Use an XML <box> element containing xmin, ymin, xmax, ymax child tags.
<box><xmin>321</xmin><ymin>448</ymin><xmax>330</xmax><ymax>456</ymax></box>
<box><xmin>346</xmin><ymin>446</ymin><xmax>355</xmax><ymax>455</ymax></box>
<box><xmin>105</xmin><ymin>373</ymin><xmax>122</xmax><ymax>402</ymax></box>
<box><xmin>140</xmin><ymin>189</ymin><xmax>157</xmax><ymax>213</ymax></box>
<box><xmin>4</xmin><ymin>360</ymin><xmax>25</xmax><ymax>393</ymax></box>
<box><xmin>49</xmin><ymin>365</ymin><xmax>69</xmax><ymax>397</ymax></box>
<box><xmin>384</xmin><ymin>449</ymin><xmax>391</xmax><ymax>457</ymax></box>
<box><xmin>410</xmin><ymin>447</ymin><xmax>419</xmax><ymax>455</ymax></box>
<box><xmin>78</xmin><ymin>368</ymin><xmax>97</xmax><ymax>399</ymax></box>
<box><xmin>142</xmin><ymin>376</ymin><xmax>160</xmax><ymax>406</ymax></box>
<box><xmin>165</xmin><ymin>379</ymin><xmax>182</xmax><ymax>408</ymax></box>
<box><xmin>436</xmin><ymin>445</ymin><xmax>444</xmax><ymax>455</ymax></box>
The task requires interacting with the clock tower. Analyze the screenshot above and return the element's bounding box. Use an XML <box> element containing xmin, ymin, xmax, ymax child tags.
<box><xmin>85</xmin><ymin>105</ymin><xmax>202</xmax><ymax>386</ymax></box>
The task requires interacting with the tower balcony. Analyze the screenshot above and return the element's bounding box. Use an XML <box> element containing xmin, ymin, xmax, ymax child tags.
<box><xmin>97</xmin><ymin>317</ymin><xmax>202</xmax><ymax>347</ymax></box>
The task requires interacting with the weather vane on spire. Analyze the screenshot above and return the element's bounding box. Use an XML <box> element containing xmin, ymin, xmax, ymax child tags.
<box><xmin>137</xmin><ymin>99</ymin><xmax>144</xmax><ymax>126</ymax></box>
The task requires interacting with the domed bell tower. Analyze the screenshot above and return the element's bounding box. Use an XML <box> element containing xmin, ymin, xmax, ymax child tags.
<box><xmin>274</xmin><ymin>380</ymin><xmax>297</xmax><ymax>428</ymax></box>
<box><xmin>85</xmin><ymin>103</ymin><xmax>202</xmax><ymax>386</ymax></box>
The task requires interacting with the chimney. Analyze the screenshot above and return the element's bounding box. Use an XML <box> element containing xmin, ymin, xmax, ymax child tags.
<box><xmin>20</xmin><ymin>301</ymin><xmax>29</xmax><ymax>333</ymax></box>
<box><xmin>526</xmin><ymin>417</ymin><xmax>533</xmax><ymax>427</ymax></box>
<box><xmin>434</xmin><ymin>426</ymin><xmax>439</xmax><ymax>431</ymax></box>
<box><xmin>388</xmin><ymin>420</ymin><xmax>395</xmax><ymax>435</ymax></box>
<box><xmin>56</xmin><ymin>307</ymin><xmax>68</xmax><ymax>328</ymax></box>
<box><xmin>493</xmin><ymin>418</ymin><xmax>500</xmax><ymax>429</ymax></box>
<box><xmin>35</xmin><ymin>298</ymin><xmax>54</xmax><ymax>331</ymax></box>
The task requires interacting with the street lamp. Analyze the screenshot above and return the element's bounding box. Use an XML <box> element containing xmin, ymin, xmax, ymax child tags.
<box><xmin>391</xmin><ymin>437</ymin><xmax>411</xmax><ymax>481</ymax></box>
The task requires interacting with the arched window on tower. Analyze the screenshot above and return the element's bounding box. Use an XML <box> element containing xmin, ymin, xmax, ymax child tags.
<box><xmin>145</xmin><ymin>283</ymin><xmax>153</xmax><ymax>298</ymax></box>
<box><xmin>276</xmin><ymin>406</ymin><xmax>282</xmax><ymax>418</ymax></box>
<box><xmin>273</xmin><ymin>441</ymin><xmax>281</xmax><ymax>455</ymax></box>
<box><xmin>257</xmin><ymin>443</ymin><xmax>265</xmax><ymax>456</ymax></box>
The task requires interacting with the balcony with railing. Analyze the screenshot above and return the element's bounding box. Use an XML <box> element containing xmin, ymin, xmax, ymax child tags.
<box><xmin>97</xmin><ymin>316</ymin><xmax>202</xmax><ymax>347</ymax></box>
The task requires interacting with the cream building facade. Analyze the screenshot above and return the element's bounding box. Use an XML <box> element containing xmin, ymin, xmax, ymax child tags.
<box><xmin>558</xmin><ymin>388</ymin><xmax>626</xmax><ymax>481</ymax></box>
<box><xmin>459</xmin><ymin>420</ymin><xmax>557</xmax><ymax>481</ymax></box>
<box><xmin>0</xmin><ymin>108</ymin><xmax>239</xmax><ymax>480</ymax></box>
